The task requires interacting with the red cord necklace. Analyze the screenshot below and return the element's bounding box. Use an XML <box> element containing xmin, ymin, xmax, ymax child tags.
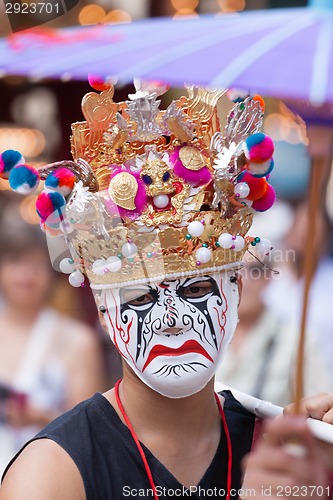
<box><xmin>114</xmin><ymin>379</ymin><xmax>233</xmax><ymax>500</ymax></box>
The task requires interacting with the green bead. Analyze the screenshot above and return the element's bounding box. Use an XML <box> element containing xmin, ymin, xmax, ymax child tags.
<box><xmin>128</xmin><ymin>258</ymin><xmax>134</xmax><ymax>263</ymax></box>
<box><xmin>70</xmin><ymin>219</ymin><xmax>76</xmax><ymax>224</ymax></box>
<box><xmin>255</xmin><ymin>237</ymin><xmax>261</xmax><ymax>243</ymax></box>
<box><xmin>215</xmin><ymin>242</ymin><xmax>220</xmax><ymax>247</ymax></box>
<box><xmin>185</xmin><ymin>234</ymin><xmax>192</xmax><ymax>240</ymax></box>
<box><xmin>147</xmin><ymin>252</ymin><xmax>152</xmax><ymax>258</ymax></box>
<box><xmin>251</xmin><ymin>241</ymin><xmax>256</xmax><ymax>246</ymax></box>
<box><xmin>240</xmin><ymin>103</ymin><xmax>245</xmax><ymax>110</ymax></box>
<box><xmin>202</xmin><ymin>243</ymin><xmax>208</xmax><ymax>248</ymax></box>
<box><xmin>68</xmin><ymin>258</ymin><xmax>74</xmax><ymax>264</ymax></box>
<box><xmin>117</xmin><ymin>253</ymin><xmax>123</xmax><ymax>259</ymax></box>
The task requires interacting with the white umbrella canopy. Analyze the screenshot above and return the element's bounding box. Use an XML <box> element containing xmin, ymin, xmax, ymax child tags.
<box><xmin>0</xmin><ymin>0</ymin><xmax>332</xmax><ymax>105</ymax></box>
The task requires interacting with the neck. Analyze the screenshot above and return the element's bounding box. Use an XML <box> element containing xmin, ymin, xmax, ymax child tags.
<box><xmin>111</xmin><ymin>368</ymin><xmax>220</xmax><ymax>439</ymax></box>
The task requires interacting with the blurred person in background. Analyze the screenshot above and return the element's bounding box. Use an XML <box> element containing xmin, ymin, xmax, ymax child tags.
<box><xmin>264</xmin><ymin>200</ymin><xmax>333</xmax><ymax>384</ymax></box>
<box><xmin>0</xmin><ymin>212</ymin><xmax>106</xmax><ymax>475</ymax></box>
<box><xmin>215</xmin><ymin>254</ymin><xmax>332</xmax><ymax>407</ymax></box>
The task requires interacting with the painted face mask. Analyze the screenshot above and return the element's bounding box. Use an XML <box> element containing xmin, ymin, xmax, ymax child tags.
<box><xmin>98</xmin><ymin>271</ymin><xmax>239</xmax><ymax>398</ymax></box>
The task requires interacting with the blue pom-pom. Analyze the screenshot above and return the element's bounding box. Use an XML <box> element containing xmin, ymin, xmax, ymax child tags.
<box><xmin>9</xmin><ymin>164</ymin><xmax>40</xmax><ymax>194</ymax></box>
<box><xmin>0</xmin><ymin>150</ymin><xmax>25</xmax><ymax>179</ymax></box>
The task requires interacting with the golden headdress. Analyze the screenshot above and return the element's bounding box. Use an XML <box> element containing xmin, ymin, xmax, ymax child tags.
<box><xmin>1</xmin><ymin>82</ymin><xmax>276</xmax><ymax>289</ymax></box>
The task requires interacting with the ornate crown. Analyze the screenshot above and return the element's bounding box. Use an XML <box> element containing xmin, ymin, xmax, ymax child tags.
<box><xmin>0</xmin><ymin>82</ymin><xmax>276</xmax><ymax>289</ymax></box>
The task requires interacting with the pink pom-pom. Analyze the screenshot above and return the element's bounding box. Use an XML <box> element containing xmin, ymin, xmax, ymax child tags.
<box><xmin>252</xmin><ymin>184</ymin><xmax>276</xmax><ymax>212</ymax></box>
<box><xmin>36</xmin><ymin>190</ymin><xmax>66</xmax><ymax>222</ymax></box>
<box><xmin>88</xmin><ymin>74</ymin><xmax>112</xmax><ymax>92</ymax></box>
<box><xmin>248</xmin><ymin>158</ymin><xmax>274</xmax><ymax>178</ymax></box>
<box><xmin>244</xmin><ymin>133</ymin><xmax>274</xmax><ymax>164</ymax></box>
<box><xmin>170</xmin><ymin>148</ymin><xmax>212</xmax><ymax>186</ymax></box>
<box><xmin>105</xmin><ymin>167</ymin><xmax>147</xmax><ymax>220</ymax></box>
<box><xmin>45</xmin><ymin>168</ymin><xmax>76</xmax><ymax>197</ymax></box>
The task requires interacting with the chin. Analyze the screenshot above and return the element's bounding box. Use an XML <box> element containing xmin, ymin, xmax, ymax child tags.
<box><xmin>135</xmin><ymin>361</ymin><xmax>216</xmax><ymax>399</ymax></box>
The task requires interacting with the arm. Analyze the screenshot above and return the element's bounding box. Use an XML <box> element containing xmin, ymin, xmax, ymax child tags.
<box><xmin>242</xmin><ymin>417</ymin><xmax>330</xmax><ymax>500</ymax></box>
<box><xmin>0</xmin><ymin>440</ymin><xmax>85</xmax><ymax>500</ymax></box>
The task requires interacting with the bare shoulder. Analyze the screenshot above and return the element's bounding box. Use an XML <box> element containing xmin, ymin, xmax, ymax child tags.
<box><xmin>56</xmin><ymin>314</ymin><xmax>100</xmax><ymax>353</ymax></box>
<box><xmin>0</xmin><ymin>439</ymin><xmax>85</xmax><ymax>500</ymax></box>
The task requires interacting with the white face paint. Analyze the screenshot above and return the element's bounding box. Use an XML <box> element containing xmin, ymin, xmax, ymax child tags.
<box><xmin>98</xmin><ymin>271</ymin><xmax>239</xmax><ymax>398</ymax></box>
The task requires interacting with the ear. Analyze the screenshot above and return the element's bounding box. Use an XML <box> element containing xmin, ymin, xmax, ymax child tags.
<box><xmin>94</xmin><ymin>292</ymin><xmax>109</xmax><ymax>333</ymax></box>
<box><xmin>236</xmin><ymin>272</ymin><xmax>243</xmax><ymax>306</ymax></box>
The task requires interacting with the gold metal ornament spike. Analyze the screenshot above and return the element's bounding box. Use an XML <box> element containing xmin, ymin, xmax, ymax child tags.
<box><xmin>186</xmin><ymin>86</ymin><xmax>227</xmax><ymax>123</ymax></box>
<box><xmin>108</xmin><ymin>172</ymin><xmax>138</xmax><ymax>210</ymax></box>
<box><xmin>179</xmin><ymin>146</ymin><xmax>207</xmax><ymax>171</ymax></box>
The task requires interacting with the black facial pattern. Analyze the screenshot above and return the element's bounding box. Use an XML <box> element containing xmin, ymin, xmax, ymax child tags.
<box><xmin>120</xmin><ymin>276</ymin><xmax>226</xmax><ymax>366</ymax></box>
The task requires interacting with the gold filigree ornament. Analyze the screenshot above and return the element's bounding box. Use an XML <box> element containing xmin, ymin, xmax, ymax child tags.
<box><xmin>108</xmin><ymin>172</ymin><xmax>138</xmax><ymax>210</ymax></box>
<box><xmin>179</xmin><ymin>146</ymin><xmax>207</xmax><ymax>171</ymax></box>
<box><xmin>3</xmin><ymin>81</ymin><xmax>276</xmax><ymax>289</ymax></box>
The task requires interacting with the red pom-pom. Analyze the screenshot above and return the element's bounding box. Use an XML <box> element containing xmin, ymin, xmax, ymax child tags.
<box><xmin>252</xmin><ymin>184</ymin><xmax>276</xmax><ymax>212</ymax></box>
<box><xmin>238</xmin><ymin>171</ymin><xmax>268</xmax><ymax>201</ymax></box>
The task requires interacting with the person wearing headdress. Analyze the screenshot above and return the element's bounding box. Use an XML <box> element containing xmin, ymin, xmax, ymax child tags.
<box><xmin>0</xmin><ymin>81</ymin><xmax>330</xmax><ymax>499</ymax></box>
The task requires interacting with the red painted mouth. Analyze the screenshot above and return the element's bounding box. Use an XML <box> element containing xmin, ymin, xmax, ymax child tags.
<box><xmin>142</xmin><ymin>339</ymin><xmax>213</xmax><ymax>372</ymax></box>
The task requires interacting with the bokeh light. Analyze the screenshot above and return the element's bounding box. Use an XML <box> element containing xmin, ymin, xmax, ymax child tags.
<box><xmin>105</xmin><ymin>9</ymin><xmax>132</xmax><ymax>23</ymax></box>
<box><xmin>0</xmin><ymin>128</ymin><xmax>46</xmax><ymax>157</ymax></box>
<box><xmin>79</xmin><ymin>4</ymin><xmax>106</xmax><ymax>25</ymax></box>
<box><xmin>218</xmin><ymin>0</ymin><xmax>245</xmax><ymax>12</ymax></box>
<box><xmin>171</xmin><ymin>0</ymin><xmax>199</xmax><ymax>9</ymax></box>
<box><xmin>19</xmin><ymin>195</ymin><xmax>40</xmax><ymax>225</ymax></box>
<box><xmin>264</xmin><ymin>113</ymin><xmax>308</xmax><ymax>146</ymax></box>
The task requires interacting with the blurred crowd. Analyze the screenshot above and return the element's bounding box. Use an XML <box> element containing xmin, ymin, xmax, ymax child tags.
<box><xmin>0</xmin><ymin>193</ymin><xmax>122</xmax><ymax>474</ymax></box>
<box><xmin>217</xmin><ymin>199</ymin><xmax>333</xmax><ymax>406</ymax></box>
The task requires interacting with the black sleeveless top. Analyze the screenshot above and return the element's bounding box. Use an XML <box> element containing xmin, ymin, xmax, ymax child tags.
<box><xmin>3</xmin><ymin>390</ymin><xmax>255</xmax><ymax>500</ymax></box>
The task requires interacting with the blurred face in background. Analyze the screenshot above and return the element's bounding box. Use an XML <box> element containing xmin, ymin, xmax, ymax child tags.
<box><xmin>0</xmin><ymin>248</ymin><xmax>53</xmax><ymax>310</ymax></box>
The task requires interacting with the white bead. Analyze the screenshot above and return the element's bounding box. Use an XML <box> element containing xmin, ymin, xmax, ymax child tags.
<box><xmin>106</xmin><ymin>256</ymin><xmax>122</xmax><ymax>273</ymax></box>
<box><xmin>234</xmin><ymin>182</ymin><xmax>250</xmax><ymax>199</ymax></box>
<box><xmin>256</xmin><ymin>238</ymin><xmax>272</xmax><ymax>258</ymax></box>
<box><xmin>68</xmin><ymin>270</ymin><xmax>85</xmax><ymax>287</ymax></box>
<box><xmin>153</xmin><ymin>194</ymin><xmax>169</xmax><ymax>208</ymax></box>
<box><xmin>187</xmin><ymin>221</ymin><xmax>204</xmax><ymax>237</ymax></box>
<box><xmin>92</xmin><ymin>259</ymin><xmax>107</xmax><ymax>275</ymax></box>
<box><xmin>59</xmin><ymin>258</ymin><xmax>75</xmax><ymax>274</ymax></box>
<box><xmin>218</xmin><ymin>233</ymin><xmax>233</xmax><ymax>249</ymax></box>
<box><xmin>122</xmin><ymin>242</ymin><xmax>138</xmax><ymax>258</ymax></box>
<box><xmin>195</xmin><ymin>247</ymin><xmax>212</xmax><ymax>264</ymax></box>
<box><xmin>233</xmin><ymin>235</ymin><xmax>245</xmax><ymax>251</ymax></box>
